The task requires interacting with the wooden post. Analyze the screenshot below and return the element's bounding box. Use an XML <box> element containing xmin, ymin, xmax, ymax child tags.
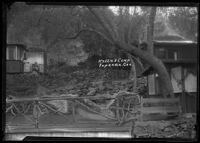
<box><xmin>72</xmin><ymin>100</ymin><xmax>76</xmax><ymax>123</ymax></box>
<box><xmin>6</xmin><ymin>48</ymin><xmax>9</xmax><ymax>60</ymax></box>
<box><xmin>181</xmin><ymin>66</ymin><xmax>186</xmax><ymax>113</ymax></box>
<box><xmin>34</xmin><ymin>101</ymin><xmax>39</xmax><ymax>129</ymax></box>
<box><xmin>15</xmin><ymin>46</ymin><xmax>18</xmax><ymax>60</ymax></box>
<box><xmin>130</xmin><ymin>120</ymin><xmax>136</xmax><ymax>138</ymax></box>
<box><xmin>140</xmin><ymin>97</ymin><xmax>143</xmax><ymax>121</ymax></box>
<box><xmin>116</xmin><ymin>99</ymin><xmax>120</xmax><ymax>122</ymax></box>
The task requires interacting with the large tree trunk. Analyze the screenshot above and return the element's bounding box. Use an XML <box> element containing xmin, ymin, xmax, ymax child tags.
<box><xmin>115</xmin><ymin>41</ymin><xmax>174</xmax><ymax>97</ymax></box>
<box><xmin>147</xmin><ymin>7</ymin><xmax>157</xmax><ymax>54</ymax></box>
<box><xmin>88</xmin><ymin>7</ymin><xmax>174</xmax><ymax>97</ymax></box>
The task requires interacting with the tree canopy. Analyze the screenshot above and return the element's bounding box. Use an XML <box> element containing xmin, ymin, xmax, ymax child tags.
<box><xmin>7</xmin><ymin>4</ymin><xmax>197</xmax><ymax>54</ymax></box>
<box><xmin>6</xmin><ymin>3</ymin><xmax>198</xmax><ymax>97</ymax></box>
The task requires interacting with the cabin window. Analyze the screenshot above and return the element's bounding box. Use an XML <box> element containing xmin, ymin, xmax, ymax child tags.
<box><xmin>7</xmin><ymin>45</ymin><xmax>26</xmax><ymax>61</ymax></box>
<box><xmin>18</xmin><ymin>48</ymin><xmax>25</xmax><ymax>60</ymax></box>
<box><xmin>168</xmin><ymin>50</ymin><xmax>174</xmax><ymax>59</ymax></box>
<box><xmin>155</xmin><ymin>48</ymin><xmax>167</xmax><ymax>59</ymax></box>
<box><xmin>167</xmin><ymin>49</ymin><xmax>181</xmax><ymax>60</ymax></box>
<box><xmin>8</xmin><ymin>47</ymin><xmax>16</xmax><ymax>60</ymax></box>
<box><xmin>181</xmin><ymin>46</ymin><xmax>196</xmax><ymax>60</ymax></box>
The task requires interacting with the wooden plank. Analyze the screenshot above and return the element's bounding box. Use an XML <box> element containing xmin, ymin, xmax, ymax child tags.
<box><xmin>181</xmin><ymin>66</ymin><xmax>186</xmax><ymax>113</ymax></box>
<box><xmin>139</xmin><ymin>106</ymin><xmax>180</xmax><ymax>114</ymax></box>
<box><xmin>5</xmin><ymin>132</ymin><xmax>131</xmax><ymax>141</ymax></box>
<box><xmin>6</xmin><ymin>96</ymin><xmax>117</xmax><ymax>103</ymax></box>
<box><xmin>6</xmin><ymin>126</ymin><xmax>131</xmax><ymax>133</ymax></box>
<box><xmin>141</xmin><ymin>98</ymin><xmax>180</xmax><ymax>105</ymax></box>
<box><xmin>72</xmin><ymin>101</ymin><xmax>76</xmax><ymax>123</ymax></box>
<box><xmin>148</xmin><ymin>74</ymin><xmax>156</xmax><ymax>95</ymax></box>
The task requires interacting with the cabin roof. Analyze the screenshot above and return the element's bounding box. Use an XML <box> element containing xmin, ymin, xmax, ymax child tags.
<box><xmin>7</xmin><ymin>44</ymin><xmax>27</xmax><ymax>50</ymax></box>
<box><xmin>153</xmin><ymin>34</ymin><xmax>197</xmax><ymax>47</ymax></box>
<box><xmin>140</xmin><ymin>37</ymin><xmax>197</xmax><ymax>77</ymax></box>
<box><xmin>154</xmin><ymin>34</ymin><xmax>185</xmax><ymax>41</ymax></box>
<box><xmin>140</xmin><ymin>60</ymin><xmax>197</xmax><ymax>77</ymax></box>
<box><xmin>153</xmin><ymin>40</ymin><xmax>197</xmax><ymax>47</ymax></box>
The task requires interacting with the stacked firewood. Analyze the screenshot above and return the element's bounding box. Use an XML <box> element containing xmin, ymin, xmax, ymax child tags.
<box><xmin>134</xmin><ymin>114</ymin><xmax>196</xmax><ymax>139</ymax></box>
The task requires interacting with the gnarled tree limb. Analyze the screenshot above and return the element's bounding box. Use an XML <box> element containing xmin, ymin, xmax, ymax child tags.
<box><xmin>87</xmin><ymin>6</ymin><xmax>117</xmax><ymax>42</ymax></box>
<box><xmin>86</xmin><ymin>7</ymin><xmax>173</xmax><ymax>97</ymax></box>
<box><xmin>147</xmin><ymin>7</ymin><xmax>157</xmax><ymax>54</ymax></box>
<box><xmin>61</xmin><ymin>28</ymin><xmax>114</xmax><ymax>45</ymax></box>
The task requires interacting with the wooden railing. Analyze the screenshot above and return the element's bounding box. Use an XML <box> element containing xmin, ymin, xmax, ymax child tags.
<box><xmin>139</xmin><ymin>97</ymin><xmax>181</xmax><ymax>121</ymax></box>
<box><xmin>6</xmin><ymin>93</ymin><xmax>141</xmax><ymax>132</ymax></box>
<box><xmin>6</xmin><ymin>94</ymin><xmax>182</xmax><ymax>138</ymax></box>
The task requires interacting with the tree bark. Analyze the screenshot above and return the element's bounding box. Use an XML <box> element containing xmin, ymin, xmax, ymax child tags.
<box><xmin>147</xmin><ymin>7</ymin><xmax>157</xmax><ymax>54</ymax></box>
<box><xmin>87</xmin><ymin>6</ymin><xmax>174</xmax><ymax>97</ymax></box>
<box><xmin>115</xmin><ymin>41</ymin><xmax>174</xmax><ymax>97</ymax></box>
<box><xmin>128</xmin><ymin>54</ymin><xmax>137</xmax><ymax>92</ymax></box>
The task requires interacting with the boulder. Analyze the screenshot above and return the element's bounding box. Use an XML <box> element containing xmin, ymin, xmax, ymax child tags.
<box><xmin>87</xmin><ymin>88</ymin><xmax>96</xmax><ymax>96</ymax></box>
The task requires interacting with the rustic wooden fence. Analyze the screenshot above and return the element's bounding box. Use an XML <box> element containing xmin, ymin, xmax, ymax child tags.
<box><xmin>6</xmin><ymin>93</ymin><xmax>140</xmax><ymax>131</ymax></box>
<box><xmin>5</xmin><ymin>94</ymin><xmax>182</xmax><ymax>140</ymax></box>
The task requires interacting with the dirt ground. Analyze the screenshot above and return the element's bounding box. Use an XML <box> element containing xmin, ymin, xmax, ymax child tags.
<box><xmin>6</xmin><ymin>112</ymin><xmax>196</xmax><ymax>139</ymax></box>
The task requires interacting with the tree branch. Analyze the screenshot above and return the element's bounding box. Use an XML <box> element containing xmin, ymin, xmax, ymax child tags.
<box><xmin>35</xmin><ymin>5</ymin><xmax>46</xmax><ymax>27</ymax></box>
<box><xmin>87</xmin><ymin>6</ymin><xmax>117</xmax><ymax>42</ymax></box>
<box><xmin>62</xmin><ymin>28</ymin><xmax>114</xmax><ymax>45</ymax></box>
<box><xmin>45</xmin><ymin>28</ymin><xmax>114</xmax><ymax>51</ymax></box>
<box><xmin>127</xmin><ymin>53</ymin><xmax>137</xmax><ymax>91</ymax></box>
<box><xmin>147</xmin><ymin>7</ymin><xmax>157</xmax><ymax>54</ymax></box>
<box><xmin>116</xmin><ymin>42</ymin><xmax>174</xmax><ymax>97</ymax></box>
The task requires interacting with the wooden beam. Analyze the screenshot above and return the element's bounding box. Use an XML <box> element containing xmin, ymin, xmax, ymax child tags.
<box><xmin>6</xmin><ymin>96</ymin><xmax>117</xmax><ymax>103</ymax></box>
<box><xmin>6</xmin><ymin>126</ymin><xmax>131</xmax><ymax>133</ymax></box>
<box><xmin>15</xmin><ymin>46</ymin><xmax>18</xmax><ymax>60</ymax></box>
<box><xmin>6</xmin><ymin>48</ymin><xmax>9</xmax><ymax>60</ymax></box>
<box><xmin>181</xmin><ymin>66</ymin><xmax>186</xmax><ymax>113</ymax></box>
<box><xmin>139</xmin><ymin>106</ymin><xmax>180</xmax><ymax>114</ymax></box>
<box><xmin>141</xmin><ymin>98</ymin><xmax>180</xmax><ymax>105</ymax></box>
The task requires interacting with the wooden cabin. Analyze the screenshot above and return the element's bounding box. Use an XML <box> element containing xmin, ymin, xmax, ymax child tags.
<box><xmin>24</xmin><ymin>47</ymin><xmax>47</xmax><ymax>73</ymax></box>
<box><xmin>6</xmin><ymin>44</ymin><xmax>27</xmax><ymax>73</ymax></box>
<box><xmin>6</xmin><ymin>44</ymin><xmax>47</xmax><ymax>74</ymax></box>
<box><xmin>142</xmin><ymin>40</ymin><xmax>197</xmax><ymax>113</ymax></box>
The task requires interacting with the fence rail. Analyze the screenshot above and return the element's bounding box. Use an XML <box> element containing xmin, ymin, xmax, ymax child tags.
<box><xmin>6</xmin><ymin>96</ymin><xmax>117</xmax><ymax>103</ymax></box>
<box><xmin>6</xmin><ymin>92</ymin><xmax>140</xmax><ymax>132</ymax></box>
<box><xmin>6</xmin><ymin>94</ymin><xmax>182</xmax><ymax>135</ymax></box>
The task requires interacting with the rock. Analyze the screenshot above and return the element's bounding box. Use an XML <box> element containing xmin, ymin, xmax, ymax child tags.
<box><xmin>87</xmin><ymin>88</ymin><xmax>96</xmax><ymax>96</ymax></box>
<box><xmin>182</xmin><ymin>113</ymin><xmax>195</xmax><ymax>119</ymax></box>
<box><xmin>180</xmin><ymin>123</ymin><xmax>187</xmax><ymax>129</ymax></box>
<box><xmin>105</xmin><ymin>84</ymin><xmax>113</xmax><ymax>90</ymax></box>
<box><xmin>98</xmin><ymin>85</ymin><xmax>105</xmax><ymax>91</ymax></box>
<box><xmin>70</xmin><ymin>89</ymin><xmax>76</xmax><ymax>94</ymax></box>
<box><xmin>65</xmin><ymin>85</ymin><xmax>74</xmax><ymax>90</ymax></box>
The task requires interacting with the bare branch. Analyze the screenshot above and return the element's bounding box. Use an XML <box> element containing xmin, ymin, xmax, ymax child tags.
<box><xmin>131</xmin><ymin>55</ymin><xmax>144</xmax><ymax>71</ymax></box>
<box><xmin>87</xmin><ymin>6</ymin><xmax>117</xmax><ymax>42</ymax></box>
<box><xmin>62</xmin><ymin>28</ymin><xmax>114</xmax><ymax>45</ymax></box>
<box><xmin>45</xmin><ymin>32</ymin><xmax>63</xmax><ymax>52</ymax></box>
<box><xmin>147</xmin><ymin>7</ymin><xmax>157</xmax><ymax>54</ymax></box>
<box><xmin>45</xmin><ymin>28</ymin><xmax>114</xmax><ymax>51</ymax></box>
<box><xmin>116</xmin><ymin>42</ymin><xmax>174</xmax><ymax>97</ymax></box>
<box><xmin>127</xmin><ymin>53</ymin><xmax>137</xmax><ymax>91</ymax></box>
<box><xmin>35</xmin><ymin>5</ymin><xmax>46</xmax><ymax>27</ymax></box>
<box><xmin>100</xmin><ymin>8</ymin><xmax>118</xmax><ymax>37</ymax></box>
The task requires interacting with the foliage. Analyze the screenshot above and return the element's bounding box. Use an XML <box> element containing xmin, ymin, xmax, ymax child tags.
<box><xmin>168</xmin><ymin>7</ymin><xmax>198</xmax><ymax>41</ymax></box>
